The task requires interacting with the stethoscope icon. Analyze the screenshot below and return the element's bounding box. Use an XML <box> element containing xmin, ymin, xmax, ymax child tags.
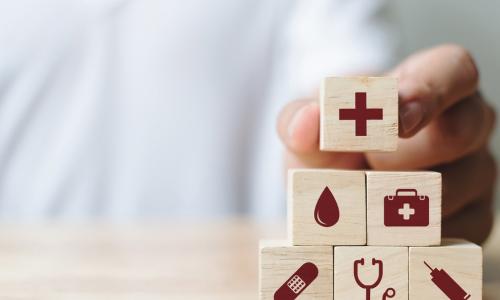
<box><xmin>353</xmin><ymin>258</ymin><xmax>396</xmax><ymax>300</ymax></box>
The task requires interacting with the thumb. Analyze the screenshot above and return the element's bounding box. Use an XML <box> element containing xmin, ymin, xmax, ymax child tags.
<box><xmin>277</xmin><ymin>99</ymin><xmax>366</xmax><ymax>169</ymax></box>
<box><xmin>277</xmin><ymin>99</ymin><xmax>320</xmax><ymax>154</ymax></box>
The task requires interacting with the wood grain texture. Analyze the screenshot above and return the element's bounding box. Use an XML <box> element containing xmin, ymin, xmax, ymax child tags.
<box><xmin>409</xmin><ymin>239</ymin><xmax>482</xmax><ymax>300</ymax></box>
<box><xmin>366</xmin><ymin>171</ymin><xmax>442</xmax><ymax>246</ymax></box>
<box><xmin>334</xmin><ymin>246</ymin><xmax>408</xmax><ymax>300</ymax></box>
<box><xmin>259</xmin><ymin>240</ymin><xmax>333</xmax><ymax>300</ymax></box>
<box><xmin>0</xmin><ymin>221</ymin><xmax>497</xmax><ymax>299</ymax></box>
<box><xmin>288</xmin><ymin>169</ymin><xmax>366</xmax><ymax>245</ymax></box>
<box><xmin>320</xmin><ymin>76</ymin><xmax>398</xmax><ymax>152</ymax></box>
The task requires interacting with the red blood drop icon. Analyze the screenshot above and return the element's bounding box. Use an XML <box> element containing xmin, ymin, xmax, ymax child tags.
<box><xmin>314</xmin><ymin>186</ymin><xmax>340</xmax><ymax>227</ymax></box>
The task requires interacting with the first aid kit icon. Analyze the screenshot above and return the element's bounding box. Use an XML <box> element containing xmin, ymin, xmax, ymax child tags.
<box><xmin>384</xmin><ymin>189</ymin><xmax>429</xmax><ymax>227</ymax></box>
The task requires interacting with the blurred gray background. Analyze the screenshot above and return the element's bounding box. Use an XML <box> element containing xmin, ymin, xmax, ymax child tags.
<box><xmin>392</xmin><ymin>0</ymin><xmax>500</xmax><ymax>209</ymax></box>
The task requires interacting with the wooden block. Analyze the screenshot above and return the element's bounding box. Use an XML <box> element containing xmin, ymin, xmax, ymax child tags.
<box><xmin>366</xmin><ymin>171</ymin><xmax>441</xmax><ymax>246</ymax></box>
<box><xmin>334</xmin><ymin>246</ymin><xmax>408</xmax><ymax>300</ymax></box>
<box><xmin>320</xmin><ymin>76</ymin><xmax>398</xmax><ymax>152</ymax></box>
<box><xmin>259</xmin><ymin>240</ymin><xmax>333</xmax><ymax>300</ymax></box>
<box><xmin>288</xmin><ymin>169</ymin><xmax>366</xmax><ymax>245</ymax></box>
<box><xmin>409</xmin><ymin>239</ymin><xmax>482</xmax><ymax>299</ymax></box>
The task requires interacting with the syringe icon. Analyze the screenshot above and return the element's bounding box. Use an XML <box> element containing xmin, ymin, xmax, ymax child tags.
<box><xmin>424</xmin><ymin>261</ymin><xmax>471</xmax><ymax>300</ymax></box>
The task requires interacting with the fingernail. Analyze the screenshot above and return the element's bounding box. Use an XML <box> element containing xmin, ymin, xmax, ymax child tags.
<box><xmin>398</xmin><ymin>79</ymin><xmax>418</xmax><ymax>100</ymax></box>
<box><xmin>288</xmin><ymin>105</ymin><xmax>308</xmax><ymax>138</ymax></box>
<box><xmin>400</xmin><ymin>101</ymin><xmax>423</xmax><ymax>134</ymax></box>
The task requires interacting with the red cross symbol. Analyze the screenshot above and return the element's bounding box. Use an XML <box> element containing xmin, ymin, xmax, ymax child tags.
<box><xmin>398</xmin><ymin>203</ymin><xmax>416</xmax><ymax>220</ymax></box>
<box><xmin>339</xmin><ymin>92</ymin><xmax>383</xmax><ymax>136</ymax></box>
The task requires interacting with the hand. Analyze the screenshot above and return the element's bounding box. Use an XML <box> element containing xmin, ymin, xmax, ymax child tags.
<box><xmin>277</xmin><ymin>44</ymin><xmax>496</xmax><ymax>244</ymax></box>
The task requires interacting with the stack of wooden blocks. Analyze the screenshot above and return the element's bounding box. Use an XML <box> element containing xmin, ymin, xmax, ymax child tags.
<box><xmin>259</xmin><ymin>77</ymin><xmax>482</xmax><ymax>300</ymax></box>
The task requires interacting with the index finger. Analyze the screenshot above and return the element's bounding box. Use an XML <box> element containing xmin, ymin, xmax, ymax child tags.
<box><xmin>395</xmin><ymin>44</ymin><xmax>479</xmax><ymax>137</ymax></box>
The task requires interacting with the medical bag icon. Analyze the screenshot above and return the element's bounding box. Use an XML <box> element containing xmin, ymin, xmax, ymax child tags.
<box><xmin>384</xmin><ymin>189</ymin><xmax>429</xmax><ymax>227</ymax></box>
<box><xmin>274</xmin><ymin>262</ymin><xmax>318</xmax><ymax>300</ymax></box>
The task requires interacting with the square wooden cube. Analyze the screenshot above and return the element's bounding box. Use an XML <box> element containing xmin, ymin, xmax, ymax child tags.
<box><xmin>259</xmin><ymin>240</ymin><xmax>334</xmax><ymax>300</ymax></box>
<box><xmin>409</xmin><ymin>239</ymin><xmax>482</xmax><ymax>299</ymax></box>
<box><xmin>320</xmin><ymin>76</ymin><xmax>398</xmax><ymax>152</ymax></box>
<box><xmin>366</xmin><ymin>171</ymin><xmax>441</xmax><ymax>246</ymax></box>
<box><xmin>334</xmin><ymin>246</ymin><xmax>408</xmax><ymax>300</ymax></box>
<box><xmin>288</xmin><ymin>169</ymin><xmax>366</xmax><ymax>246</ymax></box>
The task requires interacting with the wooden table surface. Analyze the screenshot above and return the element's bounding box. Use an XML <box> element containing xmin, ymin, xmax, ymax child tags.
<box><xmin>0</xmin><ymin>218</ymin><xmax>498</xmax><ymax>299</ymax></box>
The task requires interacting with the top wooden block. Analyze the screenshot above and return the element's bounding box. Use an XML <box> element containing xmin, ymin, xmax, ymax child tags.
<box><xmin>320</xmin><ymin>76</ymin><xmax>398</xmax><ymax>152</ymax></box>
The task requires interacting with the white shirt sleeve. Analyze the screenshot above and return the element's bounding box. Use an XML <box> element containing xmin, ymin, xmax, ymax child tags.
<box><xmin>248</xmin><ymin>0</ymin><xmax>397</xmax><ymax>220</ymax></box>
<box><xmin>283</xmin><ymin>0</ymin><xmax>397</xmax><ymax>97</ymax></box>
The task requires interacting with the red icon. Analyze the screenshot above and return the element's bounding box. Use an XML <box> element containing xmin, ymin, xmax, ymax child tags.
<box><xmin>353</xmin><ymin>258</ymin><xmax>396</xmax><ymax>300</ymax></box>
<box><xmin>424</xmin><ymin>261</ymin><xmax>471</xmax><ymax>300</ymax></box>
<box><xmin>384</xmin><ymin>189</ymin><xmax>429</xmax><ymax>227</ymax></box>
<box><xmin>314</xmin><ymin>186</ymin><xmax>340</xmax><ymax>227</ymax></box>
<box><xmin>339</xmin><ymin>92</ymin><xmax>383</xmax><ymax>136</ymax></box>
<box><xmin>274</xmin><ymin>262</ymin><xmax>318</xmax><ymax>300</ymax></box>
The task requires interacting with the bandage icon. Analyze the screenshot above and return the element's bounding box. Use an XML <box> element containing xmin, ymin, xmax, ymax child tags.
<box><xmin>274</xmin><ymin>262</ymin><xmax>318</xmax><ymax>300</ymax></box>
